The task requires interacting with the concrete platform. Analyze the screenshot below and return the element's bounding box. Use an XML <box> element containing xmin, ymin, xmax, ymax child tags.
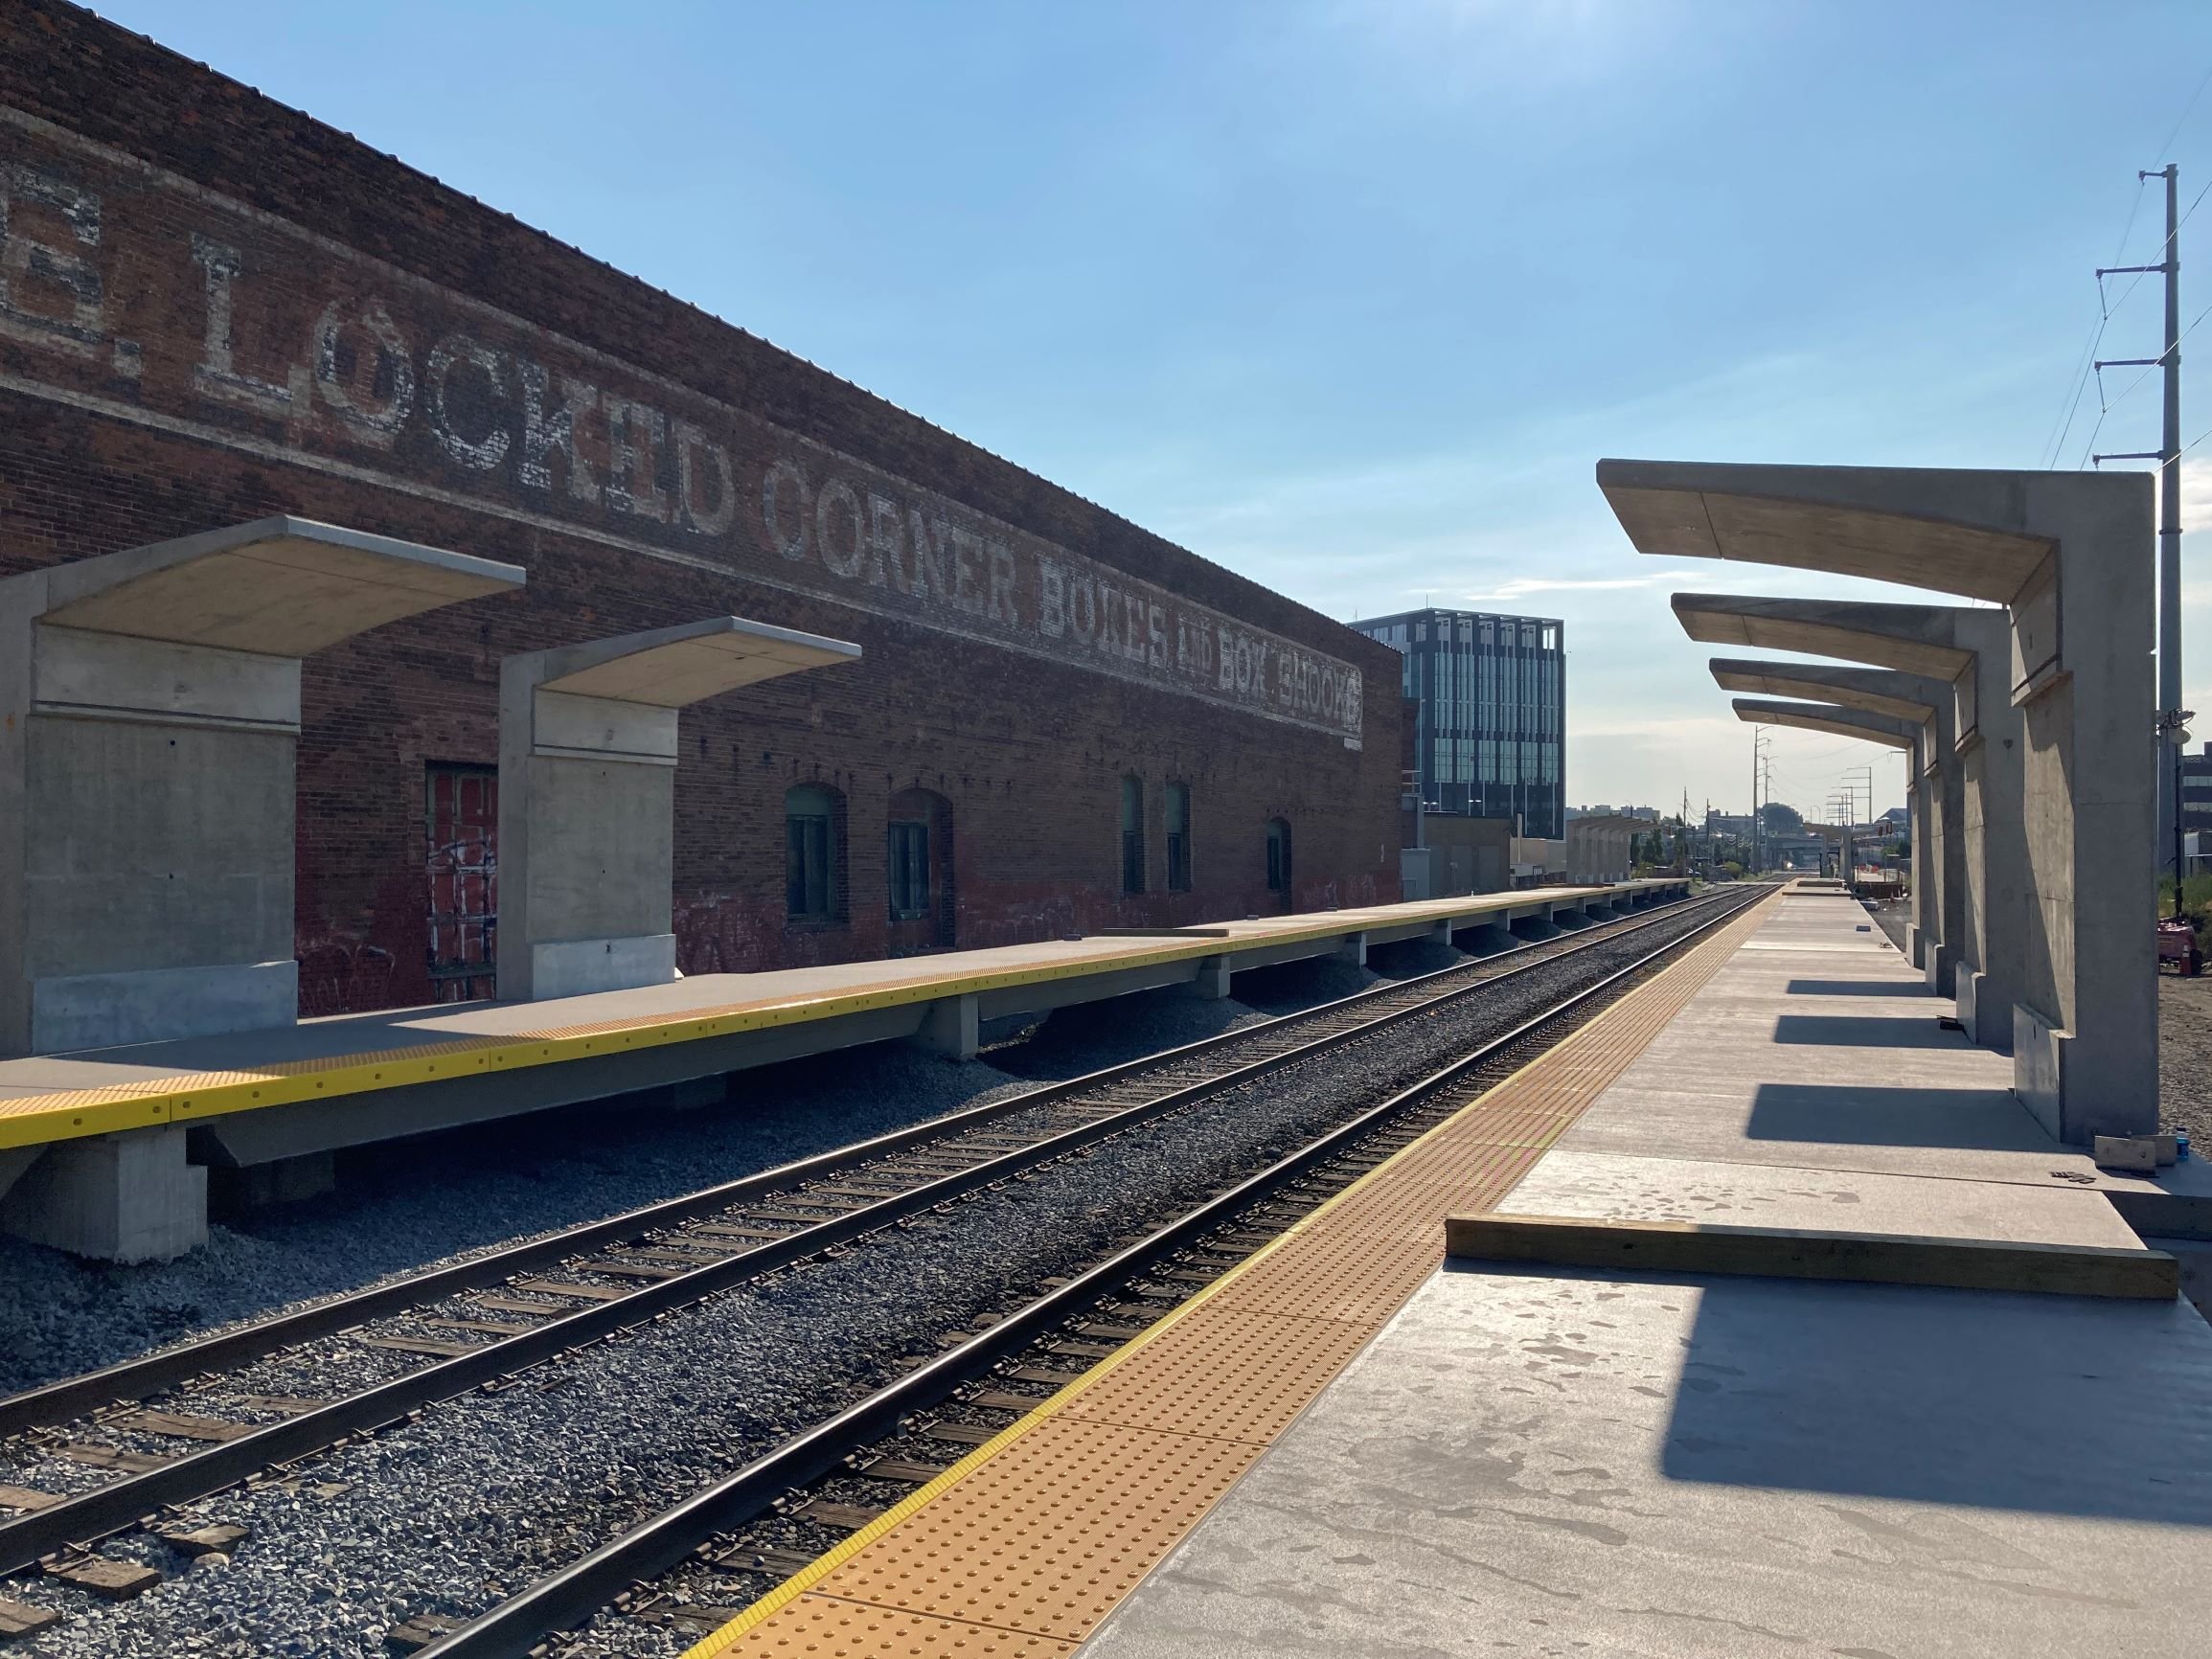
<box><xmin>0</xmin><ymin>880</ymin><xmax>1686</xmax><ymax>1258</ymax></box>
<box><xmin>1083</xmin><ymin>1263</ymin><xmax>2212</xmax><ymax>1658</ymax></box>
<box><xmin>1083</xmin><ymin>890</ymin><xmax>2211</xmax><ymax>1658</ymax></box>
<box><xmin>684</xmin><ymin>885</ymin><xmax>2209</xmax><ymax>1659</ymax></box>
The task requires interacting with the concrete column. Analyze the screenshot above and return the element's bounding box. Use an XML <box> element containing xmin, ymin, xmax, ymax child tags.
<box><xmin>0</xmin><ymin>1126</ymin><xmax>205</xmax><ymax>1261</ymax></box>
<box><xmin>0</xmin><ymin>517</ymin><xmax>521</xmax><ymax>1057</ymax></box>
<box><xmin>498</xmin><ymin>617</ymin><xmax>859</xmax><ymax>1001</ymax></box>
<box><xmin>1610</xmin><ymin>463</ymin><xmax>2155</xmax><ymax>1141</ymax></box>
<box><xmin>1334</xmin><ymin>932</ymin><xmax>1369</xmax><ymax>967</ymax></box>
<box><xmin>1710</xmin><ymin>656</ymin><xmax>1962</xmax><ymax>994</ymax></box>
<box><xmin>911</xmin><ymin>993</ymin><xmax>980</xmax><ymax>1060</ymax></box>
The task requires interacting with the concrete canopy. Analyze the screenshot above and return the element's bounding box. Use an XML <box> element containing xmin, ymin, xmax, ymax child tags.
<box><xmin>39</xmin><ymin>515</ymin><xmax>524</xmax><ymax>654</ymax></box>
<box><xmin>1732</xmin><ymin>697</ymin><xmax>1916</xmax><ymax>751</ymax></box>
<box><xmin>1674</xmin><ymin>594</ymin><xmax>1975</xmax><ymax>682</ymax></box>
<box><xmin>1595</xmin><ymin>460</ymin><xmax>2100</xmax><ymax>605</ymax></box>
<box><xmin>532</xmin><ymin>615</ymin><xmax>862</xmax><ymax>708</ymax></box>
<box><xmin>1709</xmin><ymin>659</ymin><xmax>1940</xmax><ymax>725</ymax></box>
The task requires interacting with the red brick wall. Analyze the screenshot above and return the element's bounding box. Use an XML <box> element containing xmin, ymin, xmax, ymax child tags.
<box><xmin>0</xmin><ymin>2</ymin><xmax>1402</xmax><ymax>1012</ymax></box>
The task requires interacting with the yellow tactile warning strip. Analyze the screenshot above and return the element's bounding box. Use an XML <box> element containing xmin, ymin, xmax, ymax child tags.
<box><xmin>0</xmin><ymin>884</ymin><xmax>1672</xmax><ymax>1152</ymax></box>
<box><xmin>680</xmin><ymin>886</ymin><xmax>1779</xmax><ymax>1659</ymax></box>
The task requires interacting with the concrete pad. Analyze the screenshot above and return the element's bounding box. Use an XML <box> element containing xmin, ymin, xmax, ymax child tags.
<box><xmin>1501</xmin><ymin>1148</ymin><xmax>2145</xmax><ymax>1250</ymax></box>
<box><xmin>1081</xmin><ymin>1263</ymin><xmax>2212</xmax><ymax>1659</ymax></box>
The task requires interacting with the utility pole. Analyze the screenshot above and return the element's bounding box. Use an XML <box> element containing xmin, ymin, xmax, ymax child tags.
<box><xmin>2095</xmin><ymin>162</ymin><xmax>2184</xmax><ymax>884</ymax></box>
<box><xmin>1750</xmin><ymin>729</ymin><xmax>1762</xmax><ymax>875</ymax></box>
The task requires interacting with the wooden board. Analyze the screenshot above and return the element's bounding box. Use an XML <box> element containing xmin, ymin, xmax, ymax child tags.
<box><xmin>0</xmin><ymin>1596</ymin><xmax>58</xmax><ymax>1636</ymax></box>
<box><xmin>1444</xmin><ymin>1213</ymin><xmax>2180</xmax><ymax>1301</ymax></box>
<box><xmin>114</xmin><ymin>1409</ymin><xmax>255</xmax><ymax>1442</ymax></box>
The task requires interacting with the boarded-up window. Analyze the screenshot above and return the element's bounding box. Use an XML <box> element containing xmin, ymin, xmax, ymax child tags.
<box><xmin>787</xmin><ymin>783</ymin><xmax>843</xmax><ymax>922</ymax></box>
<box><xmin>1120</xmin><ymin>775</ymin><xmax>1146</xmax><ymax>896</ymax></box>
<box><xmin>1165</xmin><ymin>782</ymin><xmax>1191</xmax><ymax>893</ymax></box>
<box><xmin>425</xmin><ymin>762</ymin><xmax>497</xmax><ymax>1002</ymax></box>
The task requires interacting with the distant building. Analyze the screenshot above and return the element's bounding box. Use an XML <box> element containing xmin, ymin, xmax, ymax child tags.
<box><xmin>1354</xmin><ymin>608</ymin><xmax>1565</xmax><ymax>838</ymax></box>
<box><xmin>2183</xmin><ymin>741</ymin><xmax>2212</xmax><ymax>835</ymax></box>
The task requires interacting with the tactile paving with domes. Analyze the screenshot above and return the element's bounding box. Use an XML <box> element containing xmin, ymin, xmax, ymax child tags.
<box><xmin>683</xmin><ymin>892</ymin><xmax>1776</xmax><ymax>1659</ymax></box>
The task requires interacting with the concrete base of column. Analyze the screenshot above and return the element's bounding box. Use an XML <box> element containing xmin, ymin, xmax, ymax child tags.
<box><xmin>1923</xmin><ymin>942</ymin><xmax>1958</xmax><ymax>999</ymax></box>
<box><xmin>1335</xmin><ymin>933</ymin><xmax>1368</xmax><ymax>967</ymax></box>
<box><xmin>1905</xmin><ymin>922</ymin><xmax>1926</xmax><ymax>969</ymax></box>
<box><xmin>1178</xmin><ymin>956</ymin><xmax>1233</xmax><ymax>1000</ymax></box>
<box><xmin>525</xmin><ymin>934</ymin><xmax>677</xmax><ymax>1001</ymax></box>
<box><xmin>0</xmin><ymin>1125</ymin><xmax>207</xmax><ymax>1261</ymax></box>
<box><xmin>1956</xmin><ymin>968</ymin><xmax>2011</xmax><ymax>1054</ymax></box>
<box><xmin>911</xmin><ymin>993</ymin><xmax>981</xmax><ymax>1061</ymax></box>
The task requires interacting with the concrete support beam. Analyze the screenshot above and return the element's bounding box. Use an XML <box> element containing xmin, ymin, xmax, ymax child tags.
<box><xmin>0</xmin><ymin>517</ymin><xmax>522</xmax><ymax>1059</ymax></box>
<box><xmin>1682</xmin><ymin>596</ymin><xmax>2018</xmax><ymax>1036</ymax></box>
<box><xmin>1614</xmin><ymin>463</ymin><xmax>2156</xmax><ymax>1141</ymax></box>
<box><xmin>911</xmin><ymin>993</ymin><xmax>981</xmax><ymax>1061</ymax></box>
<box><xmin>1334</xmin><ymin>932</ymin><xmax>1369</xmax><ymax>967</ymax></box>
<box><xmin>498</xmin><ymin>617</ymin><xmax>859</xmax><ymax>1001</ymax></box>
<box><xmin>0</xmin><ymin>1126</ymin><xmax>205</xmax><ymax>1261</ymax></box>
<box><xmin>1180</xmin><ymin>955</ymin><xmax>1234</xmax><ymax>999</ymax></box>
<box><xmin>1717</xmin><ymin>656</ymin><xmax>1963</xmax><ymax>995</ymax></box>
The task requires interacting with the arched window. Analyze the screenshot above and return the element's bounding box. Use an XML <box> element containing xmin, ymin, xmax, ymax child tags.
<box><xmin>1165</xmin><ymin>782</ymin><xmax>1192</xmax><ymax>893</ymax></box>
<box><xmin>1266</xmin><ymin>816</ymin><xmax>1292</xmax><ymax>897</ymax></box>
<box><xmin>786</xmin><ymin>782</ymin><xmax>845</xmax><ymax>923</ymax></box>
<box><xmin>1120</xmin><ymin>775</ymin><xmax>1146</xmax><ymax>896</ymax></box>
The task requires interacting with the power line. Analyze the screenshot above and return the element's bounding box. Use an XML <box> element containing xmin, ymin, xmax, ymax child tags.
<box><xmin>2042</xmin><ymin>177</ymin><xmax>2149</xmax><ymax>468</ymax></box>
<box><xmin>2156</xmin><ymin>62</ymin><xmax>2212</xmax><ymax>162</ymax></box>
<box><xmin>2090</xmin><ymin>293</ymin><xmax>2212</xmax><ymax>421</ymax></box>
<box><xmin>2048</xmin><ymin>64</ymin><xmax>2212</xmax><ymax>469</ymax></box>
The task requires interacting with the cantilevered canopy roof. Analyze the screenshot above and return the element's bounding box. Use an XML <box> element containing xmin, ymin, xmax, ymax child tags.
<box><xmin>40</xmin><ymin>516</ymin><xmax>524</xmax><ymax>655</ymax></box>
<box><xmin>1733</xmin><ymin>696</ymin><xmax>1916</xmax><ymax>751</ymax></box>
<box><xmin>1598</xmin><ymin>459</ymin><xmax>2066</xmax><ymax>605</ymax></box>
<box><xmin>531</xmin><ymin>616</ymin><xmax>861</xmax><ymax>707</ymax></box>
<box><xmin>1710</xmin><ymin>658</ymin><xmax>1940</xmax><ymax>725</ymax></box>
<box><xmin>1674</xmin><ymin>594</ymin><xmax>1975</xmax><ymax>682</ymax></box>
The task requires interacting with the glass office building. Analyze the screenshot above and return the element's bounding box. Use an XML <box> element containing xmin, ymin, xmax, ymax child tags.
<box><xmin>1351</xmin><ymin>607</ymin><xmax>1565</xmax><ymax>838</ymax></box>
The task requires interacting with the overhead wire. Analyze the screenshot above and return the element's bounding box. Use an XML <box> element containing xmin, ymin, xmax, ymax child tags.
<box><xmin>2052</xmin><ymin>63</ymin><xmax>2212</xmax><ymax>469</ymax></box>
<box><xmin>2041</xmin><ymin>177</ymin><xmax>2147</xmax><ymax>469</ymax></box>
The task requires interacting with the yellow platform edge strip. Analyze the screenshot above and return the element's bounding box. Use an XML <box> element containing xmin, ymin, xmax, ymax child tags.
<box><xmin>678</xmin><ymin>886</ymin><xmax>1769</xmax><ymax>1658</ymax></box>
<box><xmin>0</xmin><ymin>884</ymin><xmax>1677</xmax><ymax>1152</ymax></box>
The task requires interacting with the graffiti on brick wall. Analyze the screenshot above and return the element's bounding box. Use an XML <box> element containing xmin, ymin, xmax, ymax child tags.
<box><xmin>0</xmin><ymin>113</ymin><xmax>1364</xmax><ymax>747</ymax></box>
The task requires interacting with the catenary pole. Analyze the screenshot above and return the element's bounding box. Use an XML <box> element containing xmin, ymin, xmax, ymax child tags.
<box><xmin>2096</xmin><ymin>163</ymin><xmax>2184</xmax><ymax>883</ymax></box>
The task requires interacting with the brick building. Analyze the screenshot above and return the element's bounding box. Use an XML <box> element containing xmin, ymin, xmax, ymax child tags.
<box><xmin>0</xmin><ymin>2</ymin><xmax>1401</xmax><ymax>1014</ymax></box>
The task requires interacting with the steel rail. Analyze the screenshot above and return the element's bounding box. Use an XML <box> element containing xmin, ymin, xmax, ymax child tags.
<box><xmin>414</xmin><ymin>882</ymin><xmax>1774</xmax><ymax>1658</ymax></box>
<box><xmin>0</xmin><ymin>889</ymin><xmax>1714</xmax><ymax>1441</ymax></box>
<box><xmin>0</xmin><ymin>891</ymin><xmax>1753</xmax><ymax>1575</ymax></box>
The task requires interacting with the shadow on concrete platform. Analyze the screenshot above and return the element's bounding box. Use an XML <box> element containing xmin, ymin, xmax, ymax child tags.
<box><xmin>1652</xmin><ymin>1270</ymin><xmax>2212</xmax><ymax>1525</ymax></box>
<box><xmin>1771</xmin><ymin>1013</ymin><xmax>1971</xmax><ymax>1049</ymax></box>
<box><xmin>1784</xmin><ymin>978</ymin><xmax>1939</xmax><ymax>998</ymax></box>
<box><xmin>1745</xmin><ymin>1081</ymin><xmax>2055</xmax><ymax>1151</ymax></box>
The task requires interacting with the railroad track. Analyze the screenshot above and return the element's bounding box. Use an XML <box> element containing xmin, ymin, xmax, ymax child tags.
<box><xmin>0</xmin><ymin>884</ymin><xmax>1764</xmax><ymax>1624</ymax></box>
<box><xmin>404</xmin><ymin>878</ymin><xmax>1776</xmax><ymax>1658</ymax></box>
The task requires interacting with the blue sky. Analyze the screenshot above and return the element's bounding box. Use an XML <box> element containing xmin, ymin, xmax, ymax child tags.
<box><xmin>96</xmin><ymin>0</ymin><xmax>2212</xmax><ymax>819</ymax></box>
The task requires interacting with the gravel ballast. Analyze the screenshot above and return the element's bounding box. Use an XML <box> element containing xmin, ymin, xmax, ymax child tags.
<box><xmin>0</xmin><ymin>898</ymin><xmax>1747</xmax><ymax>1658</ymax></box>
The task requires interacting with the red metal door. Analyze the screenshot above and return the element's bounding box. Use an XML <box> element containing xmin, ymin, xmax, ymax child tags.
<box><xmin>425</xmin><ymin>763</ymin><xmax>497</xmax><ymax>1002</ymax></box>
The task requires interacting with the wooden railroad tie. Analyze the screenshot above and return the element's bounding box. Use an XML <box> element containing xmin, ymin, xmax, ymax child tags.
<box><xmin>1444</xmin><ymin>1213</ymin><xmax>2180</xmax><ymax>1301</ymax></box>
